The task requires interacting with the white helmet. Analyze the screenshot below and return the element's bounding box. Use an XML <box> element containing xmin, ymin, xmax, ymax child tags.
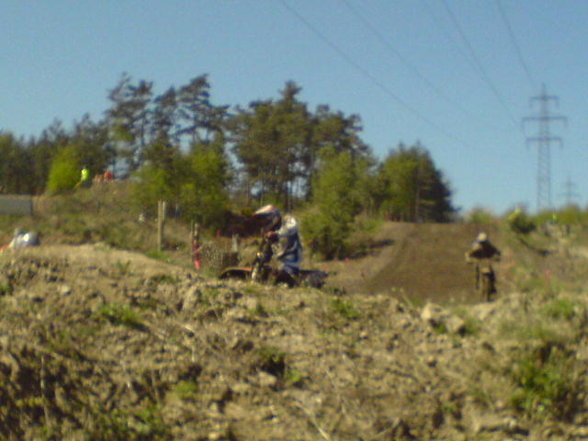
<box><xmin>254</xmin><ymin>204</ymin><xmax>280</xmax><ymax>217</ymax></box>
<box><xmin>476</xmin><ymin>232</ymin><xmax>488</xmax><ymax>242</ymax></box>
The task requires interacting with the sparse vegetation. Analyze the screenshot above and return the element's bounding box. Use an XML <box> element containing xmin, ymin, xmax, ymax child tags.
<box><xmin>330</xmin><ymin>296</ymin><xmax>361</xmax><ymax>320</ymax></box>
<box><xmin>1</xmin><ymin>187</ymin><xmax>588</xmax><ymax>440</ymax></box>
<box><xmin>94</xmin><ymin>302</ymin><xmax>144</xmax><ymax>329</ymax></box>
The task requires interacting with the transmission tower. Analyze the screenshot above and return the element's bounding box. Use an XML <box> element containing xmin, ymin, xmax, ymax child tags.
<box><xmin>523</xmin><ymin>84</ymin><xmax>567</xmax><ymax>211</ymax></box>
<box><xmin>560</xmin><ymin>176</ymin><xmax>579</xmax><ymax>207</ymax></box>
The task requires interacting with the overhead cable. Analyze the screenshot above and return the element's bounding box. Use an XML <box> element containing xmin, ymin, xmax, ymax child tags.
<box><xmin>440</xmin><ymin>0</ymin><xmax>521</xmax><ymax>130</ymax></box>
<box><xmin>279</xmin><ymin>0</ymin><xmax>470</xmax><ymax>148</ymax></box>
<box><xmin>340</xmin><ymin>0</ymin><xmax>501</xmax><ymax>132</ymax></box>
<box><xmin>495</xmin><ymin>0</ymin><xmax>536</xmax><ymax>89</ymax></box>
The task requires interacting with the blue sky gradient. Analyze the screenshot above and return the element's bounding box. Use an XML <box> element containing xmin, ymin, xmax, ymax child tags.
<box><xmin>2</xmin><ymin>1</ymin><xmax>587</xmax><ymax>213</ymax></box>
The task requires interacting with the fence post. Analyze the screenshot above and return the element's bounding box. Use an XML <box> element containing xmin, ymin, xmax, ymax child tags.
<box><xmin>191</xmin><ymin>221</ymin><xmax>201</xmax><ymax>270</ymax></box>
<box><xmin>157</xmin><ymin>200</ymin><xmax>167</xmax><ymax>252</ymax></box>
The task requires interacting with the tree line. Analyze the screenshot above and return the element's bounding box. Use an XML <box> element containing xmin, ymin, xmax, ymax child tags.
<box><xmin>1</xmin><ymin>73</ymin><xmax>455</xmax><ymax>255</ymax></box>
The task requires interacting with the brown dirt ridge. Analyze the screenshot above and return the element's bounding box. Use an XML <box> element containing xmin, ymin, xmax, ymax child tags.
<box><xmin>0</xmin><ymin>220</ymin><xmax>586</xmax><ymax>440</ymax></box>
<box><xmin>325</xmin><ymin>221</ymin><xmax>502</xmax><ymax>304</ymax></box>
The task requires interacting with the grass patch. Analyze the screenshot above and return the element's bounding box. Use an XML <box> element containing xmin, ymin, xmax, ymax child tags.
<box><xmin>540</xmin><ymin>297</ymin><xmax>578</xmax><ymax>320</ymax></box>
<box><xmin>145</xmin><ymin>249</ymin><xmax>171</xmax><ymax>263</ymax></box>
<box><xmin>508</xmin><ymin>345</ymin><xmax>581</xmax><ymax>420</ymax></box>
<box><xmin>284</xmin><ymin>367</ymin><xmax>305</xmax><ymax>387</ymax></box>
<box><xmin>0</xmin><ymin>283</ymin><xmax>13</xmax><ymax>296</ymax></box>
<box><xmin>114</xmin><ymin>259</ymin><xmax>132</xmax><ymax>275</ymax></box>
<box><xmin>94</xmin><ymin>303</ymin><xmax>145</xmax><ymax>330</ymax></box>
<box><xmin>257</xmin><ymin>345</ymin><xmax>286</xmax><ymax>377</ymax></box>
<box><xmin>149</xmin><ymin>273</ymin><xmax>180</xmax><ymax>285</ymax></box>
<box><xmin>330</xmin><ymin>297</ymin><xmax>361</xmax><ymax>320</ymax></box>
<box><xmin>173</xmin><ymin>380</ymin><xmax>199</xmax><ymax>401</ymax></box>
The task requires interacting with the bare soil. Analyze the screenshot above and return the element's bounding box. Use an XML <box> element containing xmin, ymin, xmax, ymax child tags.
<box><xmin>0</xmin><ymin>221</ymin><xmax>586</xmax><ymax>440</ymax></box>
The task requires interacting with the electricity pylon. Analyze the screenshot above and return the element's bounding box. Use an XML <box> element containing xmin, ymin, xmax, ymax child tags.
<box><xmin>560</xmin><ymin>176</ymin><xmax>579</xmax><ymax>207</ymax></box>
<box><xmin>523</xmin><ymin>84</ymin><xmax>567</xmax><ymax>211</ymax></box>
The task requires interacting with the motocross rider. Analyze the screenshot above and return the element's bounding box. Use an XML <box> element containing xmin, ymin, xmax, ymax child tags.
<box><xmin>254</xmin><ymin>205</ymin><xmax>303</xmax><ymax>286</ymax></box>
<box><xmin>465</xmin><ymin>232</ymin><xmax>501</xmax><ymax>296</ymax></box>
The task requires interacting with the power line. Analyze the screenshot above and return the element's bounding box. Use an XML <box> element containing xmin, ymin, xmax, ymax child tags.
<box><xmin>560</xmin><ymin>176</ymin><xmax>579</xmax><ymax>207</ymax></box>
<box><xmin>495</xmin><ymin>0</ymin><xmax>536</xmax><ymax>89</ymax></box>
<box><xmin>523</xmin><ymin>84</ymin><xmax>567</xmax><ymax>211</ymax></box>
<box><xmin>279</xmin><ymin>0</ymin><xmax>470</xmax><ymax>148</ymax></box>
<box><xmin>440</xmin><ymin>0</ymin><xmax>520</xmax><ymax>130</ymax></box>
<box><xmin>339</xmin><ymin>0</ymin><xmax>498</xmax><ymax>132</ymax></box>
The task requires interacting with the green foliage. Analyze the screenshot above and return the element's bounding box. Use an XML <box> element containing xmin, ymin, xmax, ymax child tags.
<box><xmin>256</xmin><ymin>345</ymin><xmax>286</xmax><ymax>377</ymax></box>
<box><xmin>284</xmin><ymin>367</ymin><xmax>305</xmax><ymax>387</ymax></box>
<box><xmin>178</xmin><ymin>143</ymin><xmax>230</xmax><ymax>230</ymax></box>
<box><xmin>132</xmin><ymin>165</ymin><xmax>174</xmax><ymax>215</ymax></box>
<box><xmin>0</xmin><ymin>132</ymin><xmax>34</xmax><ymax>194</ymax></box>
<box><xmin>94</xmin><ymin>303</ymin><xmax>144</xmax><ymax>329</ymax></box>
<box><xmin>302</xmin><ymin>148</ymin><xmax>366</xmax><ymax>259</ymax></box>
<box><xmin>114</xmin><ymin>260</ymin><xmax>132</xmax><ymax>275</ymax></box>
<box><xmin>173</xmin><ymin>380</ymin><xmax>199</xmax><ymax>400</ymax></box>
<box><xmin>374</xmin><ymin>143</ymin><xmax>454</xmax><ymax>222</ymax></box>
<box><xmin>0</xmin><ymin>283</ymin><xmax>13</xmax><ymax>296</ymax></box>
<box><xmin>541</xmin><ymin>297</ymin><xmax>577</xmax><ymax>320</ymax></box>
<box><xmin>106</xmin><ymin>74</ymin><xmax>154</xmax><ymax>171</ymax></box>
<box><xmin>145</xmin><ymin>249</ymin><xmax>171</xmax><ymax>263</ymax></box>
<box><xmin>89</xmin><ymin>404</ymin><xmax>170</xmax><ymax>440</ymax></box>
<box><xmin>330</xmin><ymin>297</ymin><xmax>361</xmax><ymax>320</ymax></box>
<box><xmin>508</xmin><ymin>345</ymin><xmax>580</xmax><ymax>420</ymax></box>
<box><xmin>45</xmin><ymin>144</ymin><xmax>81</xmax><ymax>194</ymax></box>
<box><xmin>507</xmin><ymin>207</ymin><xmax>536</xmax><ymax>235</ymax></box>
<box><xmin>148</xmin><ymin>273</ymin><xmax>179</xmax><ymax>285</ymax></box>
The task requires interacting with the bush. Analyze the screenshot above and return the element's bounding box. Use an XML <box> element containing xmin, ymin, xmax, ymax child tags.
<box><xmin>508</xmin><ymin>344</ymin><xmax>581</xmax><ymax>420</ymax></box>
<box><xmin>46</xmin><ymin>145</ymin><xmax>81</xmax><ymax>194</ymax></box>
<box><xmin>507</xmin><ymin>207</ymin><xmax>536</xmax><ymax>235</ymax></box>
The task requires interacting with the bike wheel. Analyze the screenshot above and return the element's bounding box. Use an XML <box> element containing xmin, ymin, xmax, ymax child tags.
<box><xmin>481</xmin><ymin>274</ymin><xmax>492</xmax><ymax>302</ymax></box>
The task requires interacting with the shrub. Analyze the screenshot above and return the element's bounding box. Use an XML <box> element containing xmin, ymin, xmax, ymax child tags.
<box><xmin>508</xmin><ymin>345</ymin><xmax>581</xmax><ymax>420</ymax></box>
<box><xmin>46</xmin><ymin>145</ymin><xmax>81</xmax><ymax>195</ymax></box>
<box><xmin>330</xmin><ymin>297</ymin><xmax>361</xmax><ymax>320</ymax></box>
<box><xmin>507</xmin><ymin>207</ymin><xmax>536</xmax><ymax>236</ymax></box>
<box><xmin>94</xmin><ymin>303</ymin><xmax>144</xmax><ymax>329</ymax></box>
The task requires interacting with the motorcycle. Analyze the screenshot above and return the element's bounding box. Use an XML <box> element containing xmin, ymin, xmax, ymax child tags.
<box><xmin>219</xmin><ymin>234</ymin><xmax>328</xmax><ymax>289</ymax></box>
<box><xmin>472</xmin><ymin>259</ymin><xmax>497</xmax><ymax>302</ymax></box>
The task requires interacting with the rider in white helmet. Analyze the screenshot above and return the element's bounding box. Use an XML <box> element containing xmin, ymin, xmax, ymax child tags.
<box><xmin>254</xmin><ymin>205</ymin><xmax>303</xmax><ymax>285</ymax></box>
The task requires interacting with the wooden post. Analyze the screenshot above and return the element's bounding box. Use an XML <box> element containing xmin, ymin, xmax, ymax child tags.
<box><xmin>191</xmin><ymin>221</ymin><xmax>201</xmax><ymax>270</ymax></box>
<box><xmin>157</xmin><ymin>200</ymin><xmax>167</xmax><ymax>252</ymax></box>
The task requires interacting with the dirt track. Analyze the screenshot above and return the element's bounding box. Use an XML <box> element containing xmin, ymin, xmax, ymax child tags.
<box><xmin>325</xmin><ymin>222</ymin><xmax>502</xmax><ymax>303</ymax></box>
<box><xmin>1</xmin><ymin>221</ymin><xmax>586</xmax><ymax>440</ymax></box>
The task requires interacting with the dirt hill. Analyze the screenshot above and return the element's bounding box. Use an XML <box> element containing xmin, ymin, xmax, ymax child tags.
<box><xmin>0</xmin><ymin>210</ymin><xmax>587</xmax><ymax>440</ymax></box>
<box><xmin>323</xmin><ymin>221</ymin><xmax>504</xmax><ymax>303</ymax></box>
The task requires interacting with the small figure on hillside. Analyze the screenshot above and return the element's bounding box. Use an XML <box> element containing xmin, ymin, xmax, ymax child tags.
<box><xmin>103</xmin><ymin>169</ymin><xmax>114</xmax><ymax>182</ymax></box>
<box><xmin>77</xmin><ymin>165</ymin><xmax>91</xmax><ymax>188</ymax></box>
<box><xmin>254</xmin><ymin>204</ymin><xmax>303</xmax><ymax>286</ymax></box>
<box><xmin>465</xmin><ymin>232</ymin><xmax>501</xmax><ymax>301</ymax></box>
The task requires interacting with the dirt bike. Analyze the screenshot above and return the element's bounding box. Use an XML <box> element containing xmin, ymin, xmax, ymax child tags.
<box><xmin>472</xmin><ymin>259</ymin><xmax>497</xmax><ymax>302</ymax></box>
<box><xmin>219</xmin><ymin>234</ymin><xmax>328</xmax><ymax>289</ymax></box>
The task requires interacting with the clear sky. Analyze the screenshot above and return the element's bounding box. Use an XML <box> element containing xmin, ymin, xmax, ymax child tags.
<box><xmin>2</xmin><ymin>1</ymin><xmax>587</xmax><ymax>214</ymax></box>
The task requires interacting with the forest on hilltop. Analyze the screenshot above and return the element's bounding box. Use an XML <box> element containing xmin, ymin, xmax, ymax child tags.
<box><xmin>1</xmin><ymin>74</ymin><xmax>455</xmax><ymax>257</ymax></box>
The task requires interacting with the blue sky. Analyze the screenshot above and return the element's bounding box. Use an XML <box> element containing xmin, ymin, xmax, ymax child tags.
<box><xmin>2</xmin><ymin>1</ymin><xmax>587</xmax><ymax>214</ymax></box>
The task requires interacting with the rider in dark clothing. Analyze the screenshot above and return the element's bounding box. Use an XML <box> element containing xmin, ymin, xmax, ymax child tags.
<box><xmin>465</xmin><ymin>232</ymin><xmax>501</xmax><ymax>297</ymax></box>
<box><xmin>254</xmin><ymin>205</ymin><xmax>304</xmax><ymax>286</ymax></box>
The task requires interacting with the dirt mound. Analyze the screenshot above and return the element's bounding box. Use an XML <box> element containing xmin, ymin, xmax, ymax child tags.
<box><xmin>0</xmin><ymin>224</ymin><xmax>586</xmax><ymax>440</ymax></box>
<box><xmin>325</xmin><ymin>222</ymin><xmax>503</xmax><ymax>303</ymax></box>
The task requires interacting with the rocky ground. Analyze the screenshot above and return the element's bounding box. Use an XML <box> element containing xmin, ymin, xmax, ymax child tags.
<box><xmin>0</xmin><ymin>221</ymin><xmax>586</xmax><ymax>440</ymax></box>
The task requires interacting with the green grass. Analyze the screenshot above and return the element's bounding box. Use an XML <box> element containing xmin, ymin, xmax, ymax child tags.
<box><xmin>508</xmin><ymin>345</ymin><xmax>581</xmax><ymax>420</ymax></box>
<box><xmin>94</xmin><ymin>303</ymin><xmax>145</xmax><ymax>330</ymax></box>
<box><xmin>330</xmin><ymin>297</ymin><xmax>361</xmax><ymax>320</ymax></box>
<box><xmin>173</xmin><ymin>380</ymin><xmax>199</xmax><ymax>400</ymax></box>
<box><xmin>540</xmin><ymin>297</ymin><xmax>578</xmax><ymax>320</ymax></box>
